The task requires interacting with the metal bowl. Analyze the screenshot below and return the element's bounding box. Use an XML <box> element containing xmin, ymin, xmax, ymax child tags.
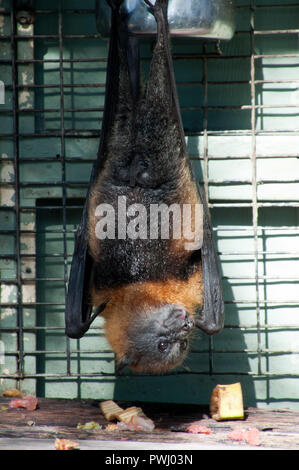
<box><xmin>96</xmin><ymin>0</ymin><xmax>236</xmax><ymax>41</ymax></box>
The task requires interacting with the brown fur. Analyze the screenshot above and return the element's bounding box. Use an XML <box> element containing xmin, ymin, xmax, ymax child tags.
<box><xmin>88</xmin><ymin>160</ymin><xmax>202</xmax><ymax>262</ymax></box>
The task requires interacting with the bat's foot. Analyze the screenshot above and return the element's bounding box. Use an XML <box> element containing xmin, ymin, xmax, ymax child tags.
<box><xmin>144</xmin><ymin>0</ymin><xmax>169</xmax><ymax>51</ymax></box>
<box><xmin>144</xmin><ymin>0</ymin><xmax>168</xmax><ymax>22</ymax></box>
<box><xmin>144</xmin><ymin>0</ymin><xmax>168</xmax><ymax>14</ymax></box>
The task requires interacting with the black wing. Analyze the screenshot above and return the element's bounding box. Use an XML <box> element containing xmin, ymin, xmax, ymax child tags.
<box><xmin>195</xmin><ymin>184</ymin><xmax>224</xmax><ymax>334</ymax></box>
<box><xmin>145</xmin><ymin>0</ymin><xmax>224</xmax><ymax>335</ymax></box>
<box><xmin>65</xmin><ymin>0</ymin><xmax>138</xmax><ymax>338</ymax></box>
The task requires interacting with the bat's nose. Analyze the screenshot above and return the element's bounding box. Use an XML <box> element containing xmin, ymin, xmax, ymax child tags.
<box><xmin>183</xmin><ymin>316</ymin><xmax>194</xmax><ymax>331</ymax></box>
<box><xmin>173</xmin><ymin>307</ymin><xmax>194</xmax><ymax>331</ymax></box>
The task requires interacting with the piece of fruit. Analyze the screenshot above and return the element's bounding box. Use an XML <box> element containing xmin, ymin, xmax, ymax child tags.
<box><xmin>99</xmin><ymin>401</ymin><xmax>155</xmax><ymax>431</ymax></box>
<box><xmin>54</xmin><ymin>438</ymin><xmax>79</xmax><ymax>450</ymax></box>
<box><xmin>2</xmin><ymin>388</ymin><xmax>23</xmax><ymax>398</ymax></box>
<box><xmin>8</xmin><ymin>396</ymin><xmax>38</xmax><ymax>411</ymax></box>
<box><xmin>227</xmin><ymin>427</ymin><xmax>261</xmax><ymax>446</ymax></box>
<box><xmin>227</xmin><ymin>428</ymin><xmax>246</xmax><ymax>441</ymax></box>
<box><xmin>210</xmin><ymin>382</ymin><xmax>244</xmax><ymax>421</ymax></box>
<box><xmin>118</xmin><ymin>406</ymin><xmax>145</xmax><ymax>423</ymax></box>
<box><xmin>186</xmin><ymin>424</ymin><xmax>212</xmax><ymax>434</ymax></box>
<box><xmin>118</xmin><ymin>406</ymin><xmax>155</xmax><ymax>430</ymax></box>
<box><xmin>117</xmin><ymin>416</ymin><xmax>155</xmax><ymax>432</ymax></box>
<box><xmin>99</xmin><ymin>400</ymin><xmax>124</xmax><ymax>421</ymax></box>
<box><xmin>76</xmin><ymin>421</ymin><xmax>101</xmax><ymax>430</ymax></box>
<box><xmin>244</xmin><ymin>428</ymin><xmax>261</xmax><ymax>446</ymax></box>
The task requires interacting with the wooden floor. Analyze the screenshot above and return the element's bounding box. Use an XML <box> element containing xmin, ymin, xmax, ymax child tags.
<box><xmin>0</xmin><ymin>397</ymin><xmax>298</xmax><ymax>450</ymax></box>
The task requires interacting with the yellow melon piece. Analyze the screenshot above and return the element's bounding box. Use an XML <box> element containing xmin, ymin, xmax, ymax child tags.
<box><xmin>210</xmin><ymin>382</ymin><xmax>244</xmax><ymax>421</ymax></box>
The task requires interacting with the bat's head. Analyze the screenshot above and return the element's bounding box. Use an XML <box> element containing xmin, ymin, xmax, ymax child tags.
<box><xmin>114</xmin><ymin>304</ymin><xmax>195</xmax><ymax>374</ymax></box>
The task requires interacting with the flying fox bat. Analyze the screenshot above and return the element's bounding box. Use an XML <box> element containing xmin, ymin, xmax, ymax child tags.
<box><xmin>65</xmin><ymin>0</ymin><xmax>224</xmax><ymax>374</ymax></box>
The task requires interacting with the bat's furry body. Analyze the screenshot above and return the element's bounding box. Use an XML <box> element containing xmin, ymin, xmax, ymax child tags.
<box><xmin>65</xmin><ymin>0</ymin><xmax>224</xmax><ymax>374</ymax></box>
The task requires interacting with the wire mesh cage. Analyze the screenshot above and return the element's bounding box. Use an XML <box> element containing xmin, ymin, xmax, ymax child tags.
<box><xmin>0</xmin><ymin>0</ymin><xmax>299</xmax><ymax>409</ymax></box>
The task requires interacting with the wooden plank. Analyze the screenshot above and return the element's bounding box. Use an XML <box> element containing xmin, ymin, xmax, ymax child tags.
<box><xmin>0</xmin><ymin>398</ymin><xmax>299</xmax><ymax>449</ymax></box>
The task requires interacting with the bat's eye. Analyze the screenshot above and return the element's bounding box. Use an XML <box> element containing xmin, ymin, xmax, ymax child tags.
<box><xmin>158</xmin><ymin>340</ymin><xmax>169</xmax><ymax>352</ymax></box>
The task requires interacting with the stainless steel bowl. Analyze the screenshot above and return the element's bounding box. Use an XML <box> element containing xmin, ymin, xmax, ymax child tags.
<box><xmin>96</xmin><ymin>0</ymin><xmax>236</xmax><ymax>40</ymax></box>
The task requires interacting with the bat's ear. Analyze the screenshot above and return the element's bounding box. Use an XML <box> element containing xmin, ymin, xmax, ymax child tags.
<box><xmin>115</xmin><ymin>354</ymin><xmax>132</xmax><ymax>375</ymax></box>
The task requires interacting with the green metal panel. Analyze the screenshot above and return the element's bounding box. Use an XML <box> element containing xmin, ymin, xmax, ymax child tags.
<box><xmin>0</xmin><ymin>0</ymin><xmax>299</xmax><ymax>409</ymax></box>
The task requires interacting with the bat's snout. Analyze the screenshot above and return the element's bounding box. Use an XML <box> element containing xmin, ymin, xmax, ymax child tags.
<box><xmin>163</xmin><ymin>306</ymin><xmax>194</xmax><ymax>335</ymax></box>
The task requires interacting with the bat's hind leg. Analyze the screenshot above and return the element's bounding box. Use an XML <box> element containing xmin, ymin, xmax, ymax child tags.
<box><xmin>144</xmin><ymin>0</ymin><xmax>172</xmax><ymax>110</ymax></box>
<box><xmin>132</xmin><ymin>0</ymin><xmax>184</xmax><ymax>190</ymax></box>
<box><xmin>93</xmin><ymin>0</ymin><xmax>141</xmax><ymax>189</ymax></box>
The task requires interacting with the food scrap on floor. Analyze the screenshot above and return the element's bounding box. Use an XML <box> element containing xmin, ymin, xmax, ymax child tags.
<box><xmin>8</xmin><ymin>396</ymin><xmax>38</xmax><ymax>411</ymax></box>
<box><xmin>2</xmin><ymin>389</ymin><xmax>23</xmax><ymax>398</ymax></box>
<box><xmin>99</xmin><ymin>400</ymin><xmax>155</xmax><ymax>432</ymax></box>
<box><xmin>186</xmin><ymin>424</ymin><xmax>213</xmax><ymax>434</ymax></box>
<box><xmin>227</xmin><ymin>427</ymin><xmax>261</xmax><ymax>446</ymax></box>
<box><xmin>54</xmin><ymin>438</ymin><xmax>79</xmax><ymax>450</ymax></box>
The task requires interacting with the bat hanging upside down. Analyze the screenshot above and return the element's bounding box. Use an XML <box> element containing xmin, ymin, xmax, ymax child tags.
<box><xmin>65</xmin><ymin>0</ymin><xmax>224</xmax><ymax>374</ymax></box>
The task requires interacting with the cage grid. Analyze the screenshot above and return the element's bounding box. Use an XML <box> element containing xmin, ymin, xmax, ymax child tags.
<box><xmin>0</xmin><ymin>0</ymin><xmax>299</xmax><ymax>407</ymax></box>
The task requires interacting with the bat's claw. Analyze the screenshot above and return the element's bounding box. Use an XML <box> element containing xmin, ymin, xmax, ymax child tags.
<box><xmin>144</xmin><ymin>0</ymin><xmax>155</xmax><ymax>9</ymax></box>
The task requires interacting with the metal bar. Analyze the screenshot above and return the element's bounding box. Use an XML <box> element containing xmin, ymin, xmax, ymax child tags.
<box><xmin>0</xmin><ymin>371</ymin><xmax>298</xmax><ymax>379</ymax></box>
<box><xmin>2</xmin><ymin>249</ymin><xmax>299</xmax><ymax>258</ymax></box>
<box><xmin>0</xmin><ymin>323</ymin><xmax>298</xmax><ymax>332</ymax></box>
<box><xmin>3</xmin><ymin>103</ymin><xmax>299</xmax><ymax>113</ymax></box>
<box><xmin>10</xmin><ymin>1</ymin><xmax>24</xmax><ymax>383</ymax></box>
<box><xmin>1</xmin><ymin>274</ymin><xmax>299</xmax><ymax>283</ymax></box>
<box><xmin>1</xmin><ymin>4</ymin><xmax>297</xmax><ymax>14</ymax></box>
<box><xmin>201</xmin><ymin>47</ymin><xmax>214</xmax><ymax>376</ymax></box>
<box><xmin>3</xmin><ymin>77</ymin><xmax>299</xmax><ymax>86</ymax></box>
<box><xmin>3</xmin><ymin>177</ymin><xmax>299</xmax><ymax>186</ymax></box>
<box><xmin>3</xmin><ymin>347</ymin><xmax>299</xmax><ymax>356</ymax></box>
<box><xmin>0</xmin><ymin>131</ymin><xmax>101</xmax><ymax>137</ymax></box>
<box><xmin>3</xmin><ymin>153</ymin><xmax>299</xmax><ymax>162</ymax></box>
<box><xmin>250</xmin><ymin>2</ymin><xmax>263</xmax><ymax>377</ymax></box>
<box><xmin>0</xmin><ymin>157</ymin><xmax>95</xmax><ymax>162</ymax></box>
<box><xmin>3</xmin><ymin>201</ymin><xmax>299</xmax><ymax>211</ymax></box>
<box><xmin>3</xmin><ymin>299</ymin><xmax>298</xmax><ymax>308</ymax></box>
<box><xmin>1</xmin><ymin>273</ymin><xmax>299</xmax><ymax>282</ymax></box>
<box><xmin>0</xmin><ymin>34</ymin><xmax>105</xmax><ymax>39</ymax></box>
<box><xmin>57</xmin><ymin>0</ymin><xmax>72</xmax><ymax>378</ymax></box>
<box><xmin>3</xmin><ymin>128</ymin><xmax>299</xmax><ymax>138</ymax></box>
<box><xmin>254</xmin><ymin>29</ymin><xmax>299</xmax><ymax>35</ymax></box>
<box><xmin>0</xmin><ymin>59</ymin><xmax>107</xmax><ymax>64</ymax></box>
<box><xmin>2</xmin><ymin>28</ymin><xmax>299</xmax><ymax>41</ymax></box>
<box><xmin>0</xmin><ymin>107</ymin><xmax>105</xmax><ymax>113</ymax></box>
<box><xmin>254</xmin><ymin>54</ymin><xmax>299</xmax><ymax>59</ymax></box>
<box><xmin>0</xmin><ymin>9</ymin><xmax>98</xmax><ymax>15</ymax></box>
<box><xmin>252</xmin><ymin>3</ymin><xmax>299</xmax><ymax>9</ymax></box>
<box><xmin>2</xmin><ymin>52</ymin><xmax>299</xmax><ymax>61</ymax></box>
